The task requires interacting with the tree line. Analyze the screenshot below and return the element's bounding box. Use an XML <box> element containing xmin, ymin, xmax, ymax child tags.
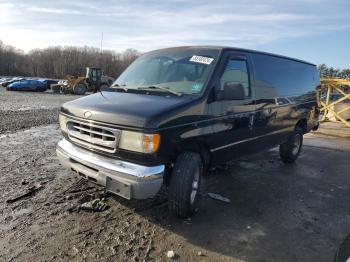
<box><xmin>317</xmin><ymin>64</ymin><xmax>350</xmax><ymax>79</ymax></box>
<box><xmin>1</xmin><ymin>40</ymin><xmax>349</xmax><ymax>80</ymax></box>
<box><xmin>0</xmin><ymin>40</ymin><xmax>139</xmax><ymax>79</ymax></box>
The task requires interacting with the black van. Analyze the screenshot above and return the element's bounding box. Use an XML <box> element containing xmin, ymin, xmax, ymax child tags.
<box><xmin>57</xmin><ymin>46</ymin><xmax>320</xmax><ymax>217</ymax></box>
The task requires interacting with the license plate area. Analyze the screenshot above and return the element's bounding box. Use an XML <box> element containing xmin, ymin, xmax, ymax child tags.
<box><xmin>106</xmin><ymin>177</ymin><xmax>131</xmax><ymax>200</ymax></box>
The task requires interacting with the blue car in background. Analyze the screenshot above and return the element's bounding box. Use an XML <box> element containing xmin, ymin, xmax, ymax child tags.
<box><xmin>7</xmin><ymin>79</ymin><xmax>47</xmax><ymax>92</ymax></box>
<box><xmin>37</xmin><ymin>79</ymin><xmax>59</xmax><ymax>89</ymax></box>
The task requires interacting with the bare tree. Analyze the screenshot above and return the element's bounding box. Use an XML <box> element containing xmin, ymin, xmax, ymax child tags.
<box><xmin>3</xmin><ymin>41</ymin><xmax>348</xmax><ymax>81</ymax></box>
<box><xmin>0</xmin><ymin>40</ymin><xmax>140</xmax><ymax>78</ymax></box>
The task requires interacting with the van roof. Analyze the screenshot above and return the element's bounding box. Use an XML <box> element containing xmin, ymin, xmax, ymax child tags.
<box><xmin>150</xmin><ymin>46</ymin><xmax>316</xmax><ymax>66</ymax></box>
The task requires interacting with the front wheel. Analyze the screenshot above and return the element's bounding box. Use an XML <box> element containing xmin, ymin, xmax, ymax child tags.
<box><xmin>73</xmin><ymin>83</ymin><xmax>87</xmax><ymax>95</ymax></box>
<box><xmin>279</xmin><ymin>127</ymin><xmax>303</xmax><ymax>163</ymax></box>
<box><xmin>168</xmin><ymin>152</ymin><xmax>203</xmax><ymax>218</ymax></box>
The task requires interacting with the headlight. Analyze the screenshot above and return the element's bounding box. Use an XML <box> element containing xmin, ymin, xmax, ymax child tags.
<box><xmin>59</xmin><ymin>114</ymin><xmax>68</xmax><ymax>134</ymax></box>
<box><xmin>119</xmin><ymin>131</ymin><xmax>160</xmax><ymax>154</ymax></box>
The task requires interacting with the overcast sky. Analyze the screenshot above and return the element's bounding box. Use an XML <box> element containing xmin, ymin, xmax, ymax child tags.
<box><xmin>1</xmin><ymin>0</ymin><xmax>349</xmax><ymax>68</ymax></box>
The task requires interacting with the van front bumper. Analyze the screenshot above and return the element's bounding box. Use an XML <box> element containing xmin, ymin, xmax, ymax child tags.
<box><xmin>56</xmin><ymin>139</ymin><xmax>164</xmax><ymax>200</ymax></box>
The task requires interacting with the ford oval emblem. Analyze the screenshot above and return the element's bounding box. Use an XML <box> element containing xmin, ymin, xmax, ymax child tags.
<box><xmin>84</xmin><ymin>111</ymin><xmax>92</xmax><ymax>119</ymax></box>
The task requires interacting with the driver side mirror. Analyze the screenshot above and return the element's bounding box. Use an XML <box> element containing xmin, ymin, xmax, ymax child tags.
<box><xmin>220</xmin><ymin>82</ymin><xmax>245</xmax><ymax>100</ymax></box>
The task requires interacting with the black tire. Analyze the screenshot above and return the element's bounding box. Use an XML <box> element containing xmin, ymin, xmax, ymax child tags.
<box><xmin>73</xmin><ymin>83</ymin><xmax>87</xmax><ymax>95</ymax></box>
<box><xmin>312</xmin><ymin>123</ymin><xmax>319</xmax><ymax>131</ymax></box>
<box><xmin>279</xmin><ymin>127</ymin><xmax>303</xmax><ymax>164</ymax></box>
<box><xmin>168</xmin><ymin>152</ymin><xmax>203</xmax><ymax>218</ymax></box>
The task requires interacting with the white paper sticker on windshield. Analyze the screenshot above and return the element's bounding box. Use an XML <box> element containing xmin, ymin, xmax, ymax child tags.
<box><xmin>190</xmin><ymin>55</ymin><xmax>214</xmax><ymax>65</ymax></box>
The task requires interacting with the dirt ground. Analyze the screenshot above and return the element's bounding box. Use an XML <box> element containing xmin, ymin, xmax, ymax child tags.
<box><xmin>1</xmin><ymin>88</ymin><xmax>350</xmax><ymax>262</ymax></box>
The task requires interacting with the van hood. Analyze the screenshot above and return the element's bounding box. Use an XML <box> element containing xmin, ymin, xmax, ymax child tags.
<box><xmin>61</xmin><ymin>91</ymin><xmax>198</xmax><ymax>129</ymax></box>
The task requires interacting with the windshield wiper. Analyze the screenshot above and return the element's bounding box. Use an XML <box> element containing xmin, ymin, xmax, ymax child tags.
<box><xmin>110</xmin><ymin>83</ymin><xmax>128</xmax><ymax>92</ymax></box>
<box><xmin>137</xmin><ymin>85</ymin><xmax>182</xmax><ymax>96</ymax></box>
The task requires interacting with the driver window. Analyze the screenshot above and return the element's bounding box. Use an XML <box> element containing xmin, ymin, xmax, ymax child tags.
<box><xmin>220</xmin><ymin>59</ymin><xmax>250</xmax><ymax>97</ymax></box>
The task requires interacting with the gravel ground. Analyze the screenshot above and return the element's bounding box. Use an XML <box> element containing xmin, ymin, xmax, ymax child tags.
<box><xmin>0</xmin><ymin>109</ymin><xmax>60</xmax><ymax>134</ymax></box>
<box><xmin>0</xmin><ymin>87</ymin><xmax>79</xmax><ymax>111</ymax></box>
<box><xmin>0</xmin><ymin>87</ymin><xmax>80</xmax><ymax>134</ymax></box>
<box><xmin>1</xmin><ymin>88</ymin><xmax>350</xmax><ymax>262</ymax></box>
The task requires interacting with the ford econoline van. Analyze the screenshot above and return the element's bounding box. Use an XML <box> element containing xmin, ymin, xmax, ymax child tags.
<box><xmin>57</xmin><ymin>46</ymin><xmax>320</xmax><ymax>217</ymax></box>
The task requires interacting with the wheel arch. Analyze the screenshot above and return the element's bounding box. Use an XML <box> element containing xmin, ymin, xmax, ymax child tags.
<box><xmin>175</xmin><ymin>140</ymin><xmax>211</xmax><ymax>169</ymax></box>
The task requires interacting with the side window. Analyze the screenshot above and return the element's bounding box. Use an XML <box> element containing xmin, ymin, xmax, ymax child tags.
<box><xmin>220</xmin><ymin>59</ymin><xmax>250</xmax><ymax>97</ymax></box>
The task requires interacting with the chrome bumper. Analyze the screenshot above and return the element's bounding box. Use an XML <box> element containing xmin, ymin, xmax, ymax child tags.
<box><xmin>56</xmin><ymin>139</ymin><xmax>164</xmax><ymax>199</ymax></box>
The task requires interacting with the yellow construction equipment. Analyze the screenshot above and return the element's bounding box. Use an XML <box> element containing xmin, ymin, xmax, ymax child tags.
<box><xmin>52</xmin><ymin>67</ymin><xmax>114</xmax><ymax>95</ymax></box>
<box><xmin>317</xmin><ymin>78</ymin><xmax>350</xmax><ymax>127</ymax></box>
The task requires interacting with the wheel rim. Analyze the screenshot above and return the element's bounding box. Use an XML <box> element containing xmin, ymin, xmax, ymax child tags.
<box><xmin>190</xmin><ymin>168</ymin><xmax>200</xmax><ymax>206</ymax></box>
<box><xmin>292</xmin><ymin>134</ymin><xmax>301</xmax><ymax>155</ymax></box>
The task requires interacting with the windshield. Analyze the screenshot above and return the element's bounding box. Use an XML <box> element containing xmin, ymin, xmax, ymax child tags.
<box><xmin>112</xmin><ymin>48</ymin><xmax>220</xmax><ymax>95</ymax></box>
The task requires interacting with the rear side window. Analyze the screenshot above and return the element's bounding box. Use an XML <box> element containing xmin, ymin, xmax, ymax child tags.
<box><xmin>220</xmin><ymin>59</ymin><xmax>250</xmax><ymax>97</ymax></box>
<box><xmin>252</xmin><ymin>53</ymin><xmax>319</xmax><ymax>99</ymax></box>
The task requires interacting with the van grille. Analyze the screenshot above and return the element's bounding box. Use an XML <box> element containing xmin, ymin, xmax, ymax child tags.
<box><xmin>66</xmin><ymin>120</ymin><xmax>120</xmax><ymax>153</ymax></box>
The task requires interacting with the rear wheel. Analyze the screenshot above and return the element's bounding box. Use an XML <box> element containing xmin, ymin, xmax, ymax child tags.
<box><xmin>73</xmin><ymin>83</ymin><xmax>87</xmax><ymax>95</ymax></box>
<box><xmin>279</xmin><ymin>127</ymin><xmax>303</xmax><ymax>163</ymax></box>
<box><xmin>168</xmin><ymin>152</ymin><xmax>203</xmax><ymax>218</ymax></box>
